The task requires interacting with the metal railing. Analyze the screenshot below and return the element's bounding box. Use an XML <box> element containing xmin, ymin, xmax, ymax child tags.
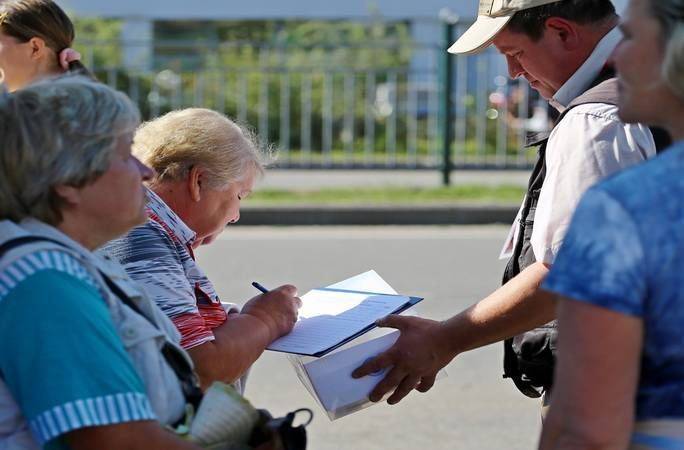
<box><xmin>79</xmin><ymin>20</ymin><xmax>549</xmax><ymax>176</ymax></box>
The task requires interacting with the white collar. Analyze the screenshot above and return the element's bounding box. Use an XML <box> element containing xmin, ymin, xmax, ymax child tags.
<box><xmin>17</xmin><ymin>219</ymin><xmax>134</xmax><ymax>277</ymax></box>
<box><xmin>0</xmin><ymin>218</ymin><xmax>111</xmax><ymax>272</ymax></box>
<box><xmin>550</xmin><ymin>27</ymin><xmax>622</xmax><ymax>112</ymax></box>
<box><xmin>145</xmin><ymin>187</ymin><xmax>197</xmax><ymax>246</ymax></box>
<box><xmin>19</xmin><ymin>218</ymin><xmax>93</xmax><ymax>255</ymax></box>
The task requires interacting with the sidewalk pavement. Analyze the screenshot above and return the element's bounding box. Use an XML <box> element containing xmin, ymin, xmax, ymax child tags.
<box><xmin>240</xmin><ymin>169</ymin><xmax>526</xmax><ymax>226</ymax></box>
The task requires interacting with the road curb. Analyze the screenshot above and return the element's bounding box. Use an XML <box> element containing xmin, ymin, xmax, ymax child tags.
<box><xmin>238</xmin><ymin>204</ymin><xmax>518</xmax><ymax>226</ymax></box>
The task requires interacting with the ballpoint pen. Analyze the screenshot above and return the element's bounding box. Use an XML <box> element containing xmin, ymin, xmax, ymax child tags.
<box><xmin>251</xmin><ymin>281</ymin><xmax>269</xmax><ymax>293</ymax></box>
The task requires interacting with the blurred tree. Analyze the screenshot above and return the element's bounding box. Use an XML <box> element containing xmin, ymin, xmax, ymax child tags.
<box><xmin>71</xmin><ymin>17</ymin><xmax>122</xmax><ymax>67</ymax></box>
<box><xmin>69</xmin><ymin>17</ymin><xmax>502</xmax><ymax>165</ymax></box>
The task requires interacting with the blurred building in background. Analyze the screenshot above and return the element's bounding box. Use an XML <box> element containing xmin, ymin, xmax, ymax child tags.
<box><xmin>60</xmin><ymin>0</ymin><xmax>477</xmax><ymax>72</ymax></box>
<box><xmin>56</xmin><ymin>0</ymin><xmax>626</xmax><ymax>171</ymax></box>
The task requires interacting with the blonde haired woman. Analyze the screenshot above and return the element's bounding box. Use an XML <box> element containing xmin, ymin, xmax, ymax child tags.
<box><xmin>539</xmin><ymin>0</ymin><xmax>684</xmax><ymax>448</ymax></box>
<box><xmin>104</xmin><ymin>108</ymin><xmax>301</xmax><ymax>391</ymax></box>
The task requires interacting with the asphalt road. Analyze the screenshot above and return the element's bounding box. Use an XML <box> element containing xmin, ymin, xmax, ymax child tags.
<box><xmin>196</xmin><ymin>226</ymin><xmax>540</xmax><ymax>450</ymax></box>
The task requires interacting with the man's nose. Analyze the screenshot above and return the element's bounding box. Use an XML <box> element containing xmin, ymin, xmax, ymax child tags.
<box><xmin>506</xmin><ymin>55</ymin><xmax>524</xmax><ymax>79</ymax></box>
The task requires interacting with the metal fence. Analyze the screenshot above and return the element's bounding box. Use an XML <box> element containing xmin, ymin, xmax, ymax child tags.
<box><xmin>80</xmin><ymin>20</ymin><xmax>549</xmax><ymax>172</ymax></box>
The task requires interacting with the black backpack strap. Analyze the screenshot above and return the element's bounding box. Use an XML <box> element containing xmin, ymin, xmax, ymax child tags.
<box><xmin>650</xmin><ymin>126</ymin><xmax>672</xmax><ymax>154</ymax></box>
<box><xmin>100</xmin><ymin>275</ymin><xmax>203</xmax><ymax>410</ymax></box>
<box><xmin>563</xmin><ymin>78</ymin><xmax>619</xmax><ymax>112</ymax></box>
<box><xmin>0</xmin><ymin>236</ymin><xmax>65</xmax><ymax>257</ymax></box>
<box><xmin>0</xmin><ymin>236</ymin><xmax>203</xmax><ymax>410</ymax></box>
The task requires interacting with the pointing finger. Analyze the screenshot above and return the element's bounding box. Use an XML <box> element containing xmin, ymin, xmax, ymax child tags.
<box><xmin>376</xmin><ymin>314</ymin><xmax>410</xmax><ymax>331</ymax></box>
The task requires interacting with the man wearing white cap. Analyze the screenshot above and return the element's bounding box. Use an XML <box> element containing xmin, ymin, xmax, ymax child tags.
<box><xmin>354</xmin><ymin>0</ymin><xmax>665</xmax><ymax>409</ymax></box>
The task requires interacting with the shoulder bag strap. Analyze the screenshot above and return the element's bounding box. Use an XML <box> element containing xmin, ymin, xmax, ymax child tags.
<box><xmin>0</xmin><ymin>236</ymin><xmax>203</xmax><ymax>409</ymax></box>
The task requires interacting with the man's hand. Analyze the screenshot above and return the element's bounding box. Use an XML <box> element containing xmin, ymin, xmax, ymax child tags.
<box><xmin>241</xmin><ymin>284</ymin><xmax>302</xmax><ymax>342</ymax></box>
<box><xmin>352</xmin><ymin>315</ymin><xmax>457</xmax><ymax>405</ymax></box>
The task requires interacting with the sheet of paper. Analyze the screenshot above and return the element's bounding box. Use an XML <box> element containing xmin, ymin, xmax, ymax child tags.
<box><xmin>267</xmin><ymin>288</ymin><xmax>410</xmax><ymax>355</ymax></box>
<box><xmin>284</xmin><ymin>271</ymin><xmax>401</xmax><ymax>403</ymax></box>
<box><xmin>326</xmin><ymin>270</ymin><xmax>398</xmax><ymax>295</ymax></box>
<box><xmin>327</xmin><ymin>270</ymin><xmax>419</xmax><ymax>345</ymax></box>
<box><xmin>303</xmin><ymin>331</ymin><xmax>400</xmax><ymax>419</ymax></box>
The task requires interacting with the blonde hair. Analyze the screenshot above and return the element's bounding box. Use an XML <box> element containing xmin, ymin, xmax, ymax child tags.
<box><xmin>649</xmin><ymin>0</ymin><xmax>684</xmax><ymax>99</ymax></box>
<box><xmin>0</xmin><ymin>76</ymin><xmax>140</xmax><ymax>225</ymax></box>
<box><xmin>133</xmin><ymin>108</ymin><xmax>267</xmax><ymax>190</ymax></box>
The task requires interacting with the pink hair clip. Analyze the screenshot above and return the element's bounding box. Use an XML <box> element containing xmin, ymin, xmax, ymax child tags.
<box><xmin>59</xmin><ymin>48</ymin><xmax>81</xmax><ymax>70</ymax></box>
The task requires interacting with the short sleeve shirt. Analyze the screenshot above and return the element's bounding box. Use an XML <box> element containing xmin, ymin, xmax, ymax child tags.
<box><xmin>543</xmin><ymin>142</ymin><xmax>684</xmax><ymax>420</ymax></box>
<box><xmin>0</xmin><ymin>250</ymin><xmax>156</xmax><ymax>449</ymax></box>
<box><xmin>101</xmin><ymin>189</ymin><xmax>228</xmax><ymax>350</ymax></box>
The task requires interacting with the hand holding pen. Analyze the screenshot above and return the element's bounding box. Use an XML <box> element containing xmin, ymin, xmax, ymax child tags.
<box><xmin>241</xmin><ymin>282</ymin><xmax>302</xmax><ymax>341</ymax></box>
<box><xmin>251</xmin><ymin>281</ymin><xmax>269</xmax><ymax>294</ymax></box>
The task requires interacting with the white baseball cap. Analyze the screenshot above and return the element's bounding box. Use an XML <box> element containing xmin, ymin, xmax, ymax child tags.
<box><xmin>448</xmin><ymin>0</ymin><xmax>562</xmax><ymax>54</ymax></box>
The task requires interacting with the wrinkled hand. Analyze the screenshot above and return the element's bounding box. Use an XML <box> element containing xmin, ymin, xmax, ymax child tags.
<box><xmin>241</xmin><ymin>285</ymin><xmax>302</xmax><ymax>342</ymax></box>
<box><xmin>352</xmin><ymin>315</ymin><xmax>457</xmax><ymax>405</ymax></box>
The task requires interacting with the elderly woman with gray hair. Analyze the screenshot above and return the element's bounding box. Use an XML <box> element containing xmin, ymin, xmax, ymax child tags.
<box><xmin>539</xmin><ymin>0</ymin><xmax>684</xmax><ymax>448</ymax></box>
<box><xmin>0</xmin><ymin>77</ymin><xmax>214</xmax><ymax>449</ymax></box>
<box><xmin>103</xmin><ymin>108</ymin><xmax>301</xmax><ymax>391</ymax></box>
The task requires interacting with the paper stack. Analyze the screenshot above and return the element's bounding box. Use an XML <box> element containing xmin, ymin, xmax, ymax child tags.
<box><xmin>287</xmin><ymin>270</ymin><xmax>446</xmax><ymax>420</ymax></box>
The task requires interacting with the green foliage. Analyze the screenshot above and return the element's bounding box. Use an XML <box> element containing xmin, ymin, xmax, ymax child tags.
<box><xmin>71</xmin><ymin>16</ymin><xmax>122</xmax><ymax>67</ymax></box>
<box><xmin>67</xmin><ymin>16</ymin><xmax>534</xmax><ymax>167</ymax></box>
<box><xmin>143</xmin><ymin>19</ymin><xmax>420</xmax><ymax>155</ymax></box>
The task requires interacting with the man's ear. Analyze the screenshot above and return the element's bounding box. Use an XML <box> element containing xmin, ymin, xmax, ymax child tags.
<box><xmin>53</xmin><ymin>184</ymin><xmax>81</xmax><ymax>207</ymax></box>
<box><xmin>187</xmin><ymin>166</ymin><xmax>203</xmax><ymax>202</ymax></box>
<box><xmin>27</xmin><ymin>36</ymin><xmax>50</xmax><ymax>61</ymax></box>
<box><xmin>544</xmin><ymin>17</ymin><xmax>581</xmax><ymax>51</ymax></box>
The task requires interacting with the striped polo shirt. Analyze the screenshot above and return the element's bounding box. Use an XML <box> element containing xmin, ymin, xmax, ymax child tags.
<box><xmin>102</xmin><ymin>189</ymin><xmax>230</xmax><ymax>350</ymax></box>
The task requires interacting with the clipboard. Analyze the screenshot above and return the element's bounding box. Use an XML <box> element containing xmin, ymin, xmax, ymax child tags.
<box><xmin>266</xmin><ymin>288</ymin><xmax>423</xmax><ymax>357</ymax></box>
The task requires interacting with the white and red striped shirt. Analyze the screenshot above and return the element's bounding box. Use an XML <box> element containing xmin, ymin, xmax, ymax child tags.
<box><xmin>102</xmin><ymin>188</ymin><xmax>233</xmax><ymax>350</ymax></box>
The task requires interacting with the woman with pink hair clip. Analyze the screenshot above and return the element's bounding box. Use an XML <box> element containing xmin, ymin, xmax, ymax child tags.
<box><xmin>0</xmin><ymin>0</ymin><xmax>90</xmax><ymax>92</ymax></box>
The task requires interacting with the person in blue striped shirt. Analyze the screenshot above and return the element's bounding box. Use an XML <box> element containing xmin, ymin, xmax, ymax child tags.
<box><xmin>0</xmin><ymin>77</ymin><xmax>211</xmax><ymax>449</ymax></box>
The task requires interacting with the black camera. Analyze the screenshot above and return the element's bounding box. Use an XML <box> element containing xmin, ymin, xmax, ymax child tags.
<box><xmin>249</xmin><ymin>408</ymin><xmax>313</xmax><ymax>450</ymax></box>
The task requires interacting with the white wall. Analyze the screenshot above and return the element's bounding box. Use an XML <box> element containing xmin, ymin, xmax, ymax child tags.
<box><xmin>60</xmin><ymin>0</ymin><xmax>629</xmax><ymax>71</ymax></box>
<box><xmin>59</xmin><ymin>0</ymin><xmax>628</xmax><ymax>21</ymax></box>
<box><xmin>59</xmin><ymin>0</ymin><xmax>475</xmax><ymax>21</ymax></box>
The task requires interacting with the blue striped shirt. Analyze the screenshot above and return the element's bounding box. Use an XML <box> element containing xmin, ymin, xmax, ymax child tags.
<box><xmin>0</xmin><ymin>250</ymin><xmax>156</xmax><ymax>449</ymax></box>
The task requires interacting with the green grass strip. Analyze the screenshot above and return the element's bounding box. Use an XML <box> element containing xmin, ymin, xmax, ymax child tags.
<box><xmin>247</xmin><ymin>185</ymin><xmax>525</xmax><ymax>205</ymax></box>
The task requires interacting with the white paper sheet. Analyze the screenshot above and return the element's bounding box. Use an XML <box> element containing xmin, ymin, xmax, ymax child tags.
<box><xmin>267</xmin><ymin>288</ymin><xmax>410</xmax><ymax>355</ymax></box>
<box><xmin>303</xmin><ymin>331</ymin><xmax>400</xmax><ymax>419</ymax></box>
<box><xmin>286</xmin><ymin>271</ymin><xmax>442</xmax><ymax>420</ymax></box>
<box><xmin>326</xmin><ymin>270</ymin><xmax>398</xmax><ymax>295</ymax></box>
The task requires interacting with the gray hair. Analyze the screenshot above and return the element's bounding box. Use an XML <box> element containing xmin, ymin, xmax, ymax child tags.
<box><xmin>0</xmin><ymin>75</ymin><xmax>140</xmax><ymax>225</ymax></box>
<box><xmin>133</xmin><ymin>108</ymin><xmax>268</xmax><ymax>191</ymax></box>
<box><xmin>649</xmin><ymin>0</ymin><xmax>684</xmax><ymax>99</ymax></box>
